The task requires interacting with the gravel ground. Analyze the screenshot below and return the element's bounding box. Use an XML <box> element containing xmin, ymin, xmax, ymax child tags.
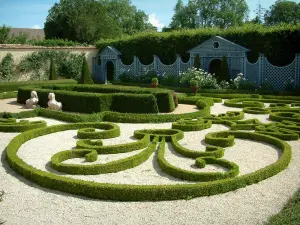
<box><xmin>0</xmin><ymin>102</ymin><xmax>300</xmax><ymax>225</ymax></box>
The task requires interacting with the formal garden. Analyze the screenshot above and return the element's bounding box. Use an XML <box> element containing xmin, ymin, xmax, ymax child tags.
<box><xmin>0</xmin><ymin>52</ymin><xmax>300</xmax><ymax>223</ymax></box>
<box><xmin>1</xmin><ymin>1</ymin><xmax>300</xmax><ymax>222</ymax></box>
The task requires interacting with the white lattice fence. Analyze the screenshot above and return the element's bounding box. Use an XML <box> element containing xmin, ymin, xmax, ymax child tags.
<box><xmin>180</xmin><ymin>60</ymin><xmax>191</xmax><ymax>73</ymax></box>
<box><xmin>263</xmin><ymin>58</ymin><xmax>296</xmax><ymax>90</ymax></box>
<box><xmin>157</xmin><ymin>58</ymin><xmax>178</xmax><ymax>75</ymax></box>
<box><xmin>119</xmin><ymin>60</ymin><xmax>134</xmax><ymax>76</ymax></box>
<box><xmin>137</xmin><ymin>59</ymin><xmax>155</xmax><ymax>76</ymax></box>
<box><xmin>231</xmin><ymin>58</ymin><xmax>243</xmax><ymax>79</ymax></box>
<box><xmin>245</xmin><ymin>60</ymin><xmax>260</xmax><ymax>85</ymax></box>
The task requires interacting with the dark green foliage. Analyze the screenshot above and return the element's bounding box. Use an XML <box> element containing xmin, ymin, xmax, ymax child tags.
<box><xmin>0</xmin><ymin>79</ymin><xmax>76</xmax><ymax>92</ymax></box>
<box><xmin>78</xmin><ymin>57</ymin><xmax>94</xmax><ymax>84</ymax></box>
<box><xmin>0</xmin><ymin>53</ymin><xmax>14</xmax><ymax>81</ymax></box>
<box><xmin>111</xmin><ymin>94</ymin><xmax>159</xmax><ymax>113</ymax></box>
<box><xmin>17</xmin><ymin>86</ymin><xmax>161</xmax><ymax>114</ymax></box>
<box><xmin>97</xmin><ymin>24</ymin><xmax>300</xmax><ymax>66</ymax></box>
<box><xmin>0</xmin><ymin>25</ymin><xmax>10</xmax><ymax>44</ymax></box>
<box><xmin>49</xmin><ymin>58</ymin><xmax>57</xmax><ymax>80</ymax></box>
<box><xmin>36</xmin><ymin>84</ymin><xmax>175</xmax><ymax>113</ymax></box>
<box><xmin>194</xmin><ymin>55</ymin><xmax>201</xmax><ymax>69</ymax></box>
<box><xmin>19</xmin><ymin>50</ymin><xmax>84</xmax><ymax>80</ymax></box>
<box><xmin>220</xmin><ymin>56</ymin><xmax>230</xmax><ymax>82</ymax></box>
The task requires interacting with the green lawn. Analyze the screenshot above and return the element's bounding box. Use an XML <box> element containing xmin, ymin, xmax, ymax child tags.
<box><xmin>267</xmin><ymin>189</ymin><xmax>300</xmax><ymax>225</ymax></box>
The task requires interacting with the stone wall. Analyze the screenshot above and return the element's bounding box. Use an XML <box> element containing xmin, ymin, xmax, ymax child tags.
<box><xmin>0</xmin><ymin>45</ymin><xmax>98</xmax><ymax>81</ymax></box>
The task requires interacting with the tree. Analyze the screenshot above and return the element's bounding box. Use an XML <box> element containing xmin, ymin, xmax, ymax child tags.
<box><xmin>44</xmin><ymin>0</ymin><xmax>155</xmax><ymax>43</ymax></box>
<box><xmin>220</xmin><ymin>56</ymin><xmax>230</xmax><ymax>82</ymax></box>
<box><xmin>102</xmin><ymin>0</ymin><xmax>156</xmax><ymax>34</ymax></box>
<box><xmin>0</xmin><ymin>25</ymin><xmax>11</xmax><ymax>44</ymax></box>
<box><xmin>194</xmin><ymin>55</ymin><xmax>201</xmax><ymax>69</ymax></box>
<box><xmin>169</xmin><ymin>0</ymin><xmax>249</xmax><ymax>29</ymax></box>
<box><xmin>265</xmin><ymin>0</ymin><xmax>300</xmax><ymax>25</ymax></box>
<box><xmin>49</xmin><ymin>58</ymin><xmax>57</xmax><ymax>80</ymax></box>
<box><xmin>78</xmin><ymin>57</ymin><xmax>94</xmax><ymax>84</ymax></box>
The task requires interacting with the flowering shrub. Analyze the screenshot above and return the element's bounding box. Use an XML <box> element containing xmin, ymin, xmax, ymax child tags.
<box><xmin>231</xmin><ymin>73</ymin><xmax>256</xmax><ymax>91</ymax></box>
<box><xmin>180</xmin><ymin>67</ymin><xmax>219</xmax><ymax>89</ymax></box>
<box><xmin>219</xmin><ymin>80</ymin><xmax>230</xmax><ymax>89</ymax></box>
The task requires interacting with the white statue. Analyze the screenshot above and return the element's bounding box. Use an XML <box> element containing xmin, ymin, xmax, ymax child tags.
<box><xmin>48</xmin><ymin>93</ymin><xmax>62</xmax><ymax>111</ymax></box>
<box><xmin>26</xmin><ymin>91</ymin><xmax>39</xmax><ymax>109</ymax></box>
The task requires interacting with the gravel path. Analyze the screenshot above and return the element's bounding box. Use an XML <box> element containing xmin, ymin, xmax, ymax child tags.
<box><xmin>0</xmin><ymin>104</ymin><xmax>299</xmax><ymax>224</ymax></box>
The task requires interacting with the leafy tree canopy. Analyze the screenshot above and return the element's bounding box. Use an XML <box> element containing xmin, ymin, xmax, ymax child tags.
<box><xmin>44</xmin><ymin>0</ymin><xmax>156</xmax><ymax>43</ymax></box>
<box><xmin>169</xmin><ymin>0</ymin><xmax>249</xmax><ymax>30</ymax></box>
<box><xmin>265</xmin><ymin>0</ymin><xmax>300</xmax><ymax>25</ymax></box>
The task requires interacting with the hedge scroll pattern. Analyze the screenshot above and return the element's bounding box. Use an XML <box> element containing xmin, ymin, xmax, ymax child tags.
<box><xmin>6</xmin><ymin>121</ymin><xmax>292</xmax><ymax>201</ymax></box>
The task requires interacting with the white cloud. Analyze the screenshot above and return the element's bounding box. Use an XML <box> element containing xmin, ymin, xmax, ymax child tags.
<box><xmin>31</xmin><ymin>25</ymin><xmax>41</xmax><ymax>29</ymax></box>
<box><xmin>148</xmin><ymin>14</ymin><xmax>165</xmax><ymax>31</ymax></box>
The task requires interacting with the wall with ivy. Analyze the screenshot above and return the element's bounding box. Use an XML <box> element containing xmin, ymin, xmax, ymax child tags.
<box><xmin>0</xmin><ymin>47</ymin><xmax>98</xmax><ymax>81</ymax></box>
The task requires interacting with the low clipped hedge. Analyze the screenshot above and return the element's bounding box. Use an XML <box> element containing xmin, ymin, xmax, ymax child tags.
<box><xmin>6</xmin><ymin>122</ymin><xmax>292</xmax><ymax>201</ymax></box>
<box><xmin>0</xmin><ymin>79</ymin><xmax>76</xmax><ymax>92</ymax></box>
<box><xmin>76</xmin><ymin>135</ymin><xmax>150</xmax><ymax>154</ymax></box>
<box><xmin>51</xmin><ymin>137</ymin><xmax>158</xmax><ymax>175</ymax></box>
<box><xmin>243</xmin><ymin>107</ymin><xmax>270</xmax><ymax>114</ymax></box>
<box><xmin>0</xmin><ymin>118</ymin><xmax>47</xmax><ymax>132</ymax></box>
<box><xmin>77</xmin><ymin>123</ymin><xmax>120</xmax><ymax>139</ymax></box>
<box><xmin>206</xmin><ymin>111</ymin><xmax>244</xmax><ymax>121</ymax></box>
<box><xmin>270</xmin><ymin>112</ymin><xmax>300</xmax><ymax>123</ymax></box>
<box><xmin>172</xmin><ymin>118</ymin><xmax>212</xmax><ymax>131</ymax></box>
<box><xmin>157</xmin><ymin>138</ymin><xmax>239</xmax><ymax>182</ymax></box>
<box><xmin>18</xmin><ymin>86</ymin><xmax>159</xmax><ymax>114</ymax></box>
<box><xmin>134</xmin><ymin>129</ymin><xmax>184</xmax><ymax>142</ymax></box>
<box><xmin>172</xmin><ymin>137</ymin><xmax>224</xmax><ymax>158</ymax></box>
<box><xmin>225</xmin><ymin>98</ymin><xmax>300</xmax><ymax>109</ymax></box>
<box><xmin>205</xmin><ymin>131</ymin><xmax>235</xmax><ymax>147</ymax></box>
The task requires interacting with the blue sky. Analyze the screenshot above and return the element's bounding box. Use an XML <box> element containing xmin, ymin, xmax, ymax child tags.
<box><xmin>0</xmin><ymin>0</ymin><xmax>298</xmax><ymax>30</ymax></box>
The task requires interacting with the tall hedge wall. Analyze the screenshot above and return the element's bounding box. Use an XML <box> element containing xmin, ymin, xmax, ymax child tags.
<box><xmin>96</xmin><ymin>24</ymin><xmax>300</xmax><ymax>66</ymax></box>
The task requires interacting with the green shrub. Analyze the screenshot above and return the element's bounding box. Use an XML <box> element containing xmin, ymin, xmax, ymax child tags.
<box><xmin>220</xmin><ymin>56</ymin><xmax>230</xmax><ymax>82</ymax></box>
<box><xmin>49</xmin><ymin>58</ymin><xmax>57</xmax><ymax>80</ymax></box>
<box><xmin>0</xmin><ymin>53</ymin><xmax>14</xmax><ymax>81</ymax></box>
<box><xmin>78</xmin><ymin>57</ymin><xmax>94</xmax><ymax>84</ymax></box>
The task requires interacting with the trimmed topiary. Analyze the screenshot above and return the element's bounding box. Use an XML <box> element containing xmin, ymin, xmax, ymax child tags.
<box><xmin>78</xmin><ymin>57</ymin><xmax>94</xmax><ymax>84</ymax></box>
<box><xmin>49</xmin><ymin>58</ymin><xmax>57</xmax><ymax>80</ymax></box>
